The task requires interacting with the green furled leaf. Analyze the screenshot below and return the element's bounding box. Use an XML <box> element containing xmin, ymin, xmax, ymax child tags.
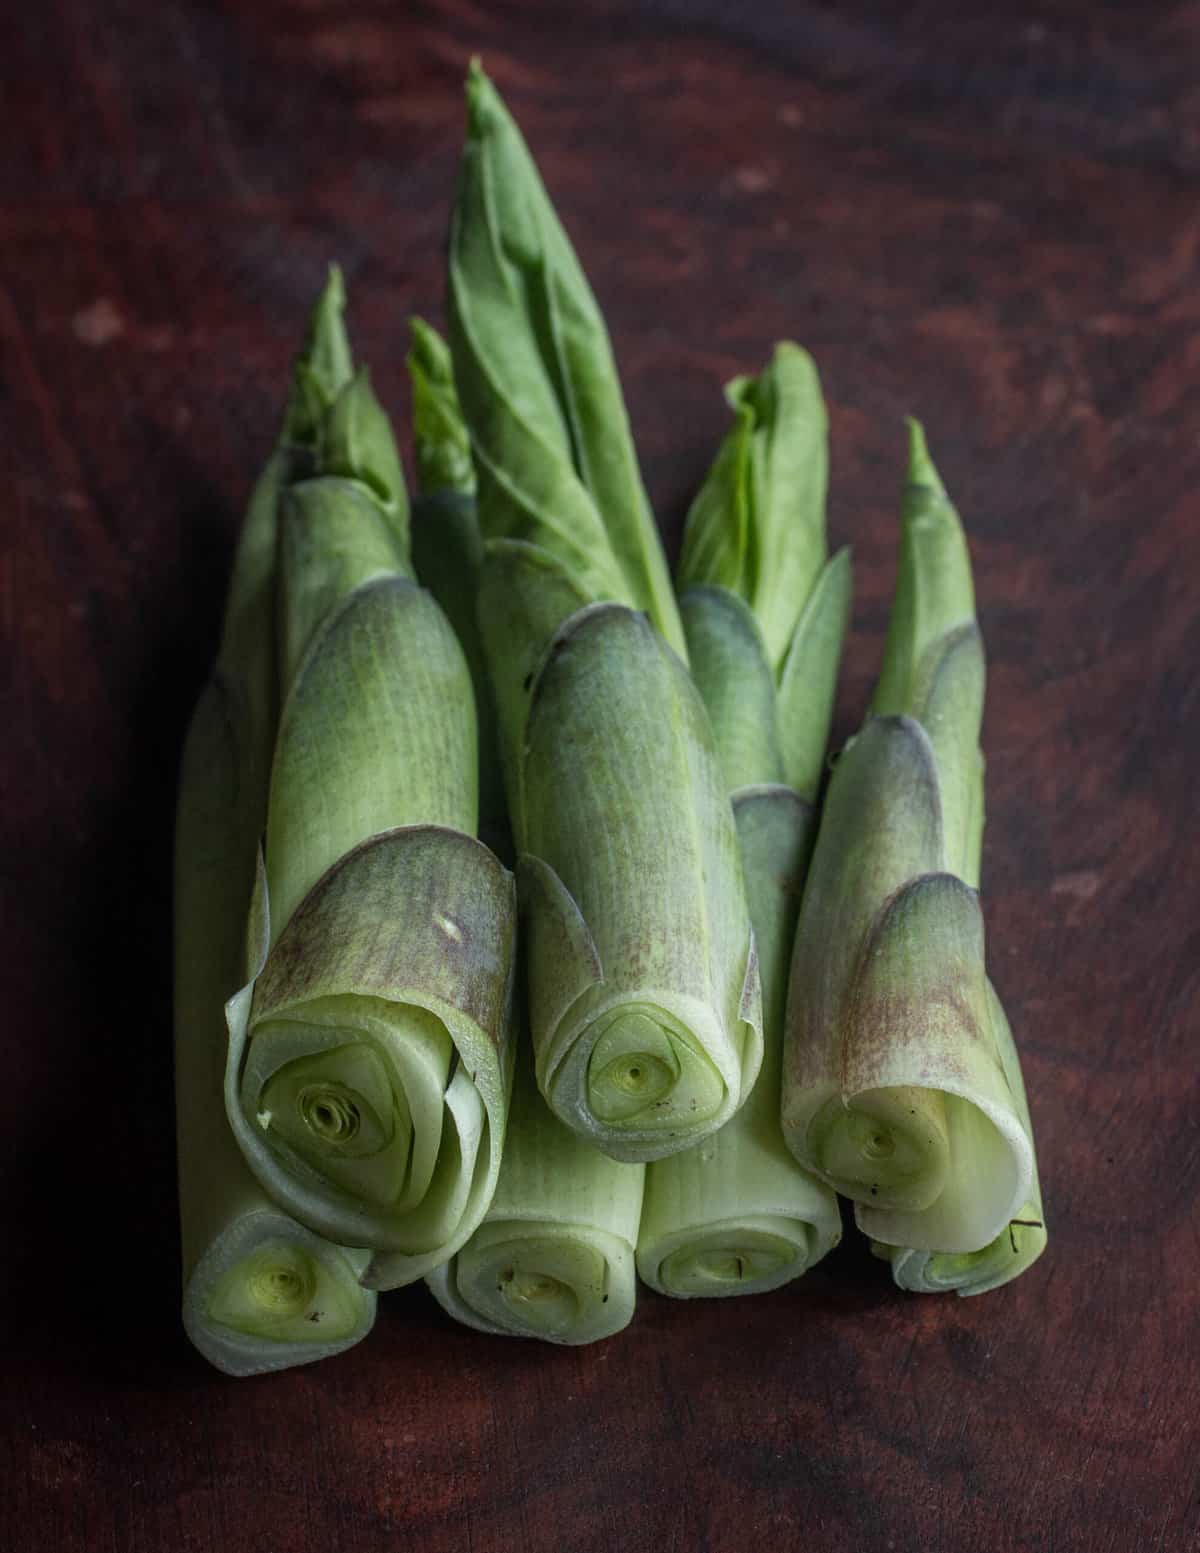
<box><xmin>783</xmin><ymin>715</ymin><xmax>952</xmax><ymax>1211</ymax></box>
<box><xmin>282</xmin><ymin>266</ymin><xmax>354</xmax><ymax>450</ymax></box>
<box><xmin>520</xmin><ymin>603</ymin><xmax>762</xmax><ymax>1161</ymax></box>
<box><xmin>676</xmin><ymin>395</ymin><xmax>754</xmax><ymax>600</ymax></box>
<box><xmin>912</xmin><ymin>620</ymin><xmax>986</xmax><ymax>883</ymax></box>
<box><xmin>737</xmin><ymin>344</ymin><xmax>829</xmax><ymax>670</ymax></box>
<box><xmin>776</xmin><ymin>545</ymin><xmax>852</xmax><ymax>802</ymax></box>
<box><xmin>278</xmin><ymin>477</ymin><xmax>411</xmax><ymax>692</ymax></box>
<box><xmin>678</xmin><ymin>343</ymin><xmax>828</xmax><ymax>676</ymax></box>
<box><xmin>518</xmin><ymin>853</ymin><xmax>604</xmax><ymax>1076</ymax></box>
<box><xmin>321</xmin><ymin>368</ymin><xmax>410</xmax><ymax>556</ymax></box>
<box><xmin>448</xmin><ymin>62</ymin><xmax>685</xmax><ymax>660</ymax></box>
<box><xmin>406</xmin><ymin>317</ymin><xmax>508</xmax><ymax>854</ymax></box>
<box><xmin>212</xmin><ymin>449</ymin><xmax>288</xmax><ymax>821</ymax></box>
<box><xmin>679</xmin><ymin>586</ymin><xmax>783</xmax><ymax>792</ymax></box>
<box><xmin>409</xmin><ymin>316</ymin><xmax>477</xmax><ymax>499</ymax></box>
<box><xmin>871</xmin><ymin>419</ymin><xmax>977</xmax><ymax>720</ymax></box>
<box><xmin>267</xmin><ymin>572</ymin><xmax>477</xmax><ymax>937</ymax></box>
<box><xmin>476</xmin><ymin>538</ymin><xmax>592</xmax><ymax>844</ymax></box>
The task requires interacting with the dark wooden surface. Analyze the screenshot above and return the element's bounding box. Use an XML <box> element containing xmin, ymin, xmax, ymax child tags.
<box><xmin>3</xmin><ymin>2</ymin><xmax>1198</xmax><ymax>1549</ymax></box>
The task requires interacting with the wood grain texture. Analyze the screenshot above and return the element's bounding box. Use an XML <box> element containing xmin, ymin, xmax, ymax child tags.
<box><xmin>2</xmin><ymin>2</ymin><xmax>1197</xmax><ymax>1550</ymax></box>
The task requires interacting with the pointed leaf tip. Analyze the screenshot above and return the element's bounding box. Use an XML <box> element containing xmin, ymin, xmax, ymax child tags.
<box><xmin>283</xmin><ymin>269</ymin><xmax>355</xmax><ymax>449</ymax></box>
<box><xmin>309</xmin><ymin>266</ymin><xmax>349</xmax><ymax>357</ymax></box>
<box><xmin>465</xmin><ymin>58</ymin><xmax>500</xmax><ymax>132</ymax></box>
<box><xmin>905</xmin><ymin>417</ymin><xmax>945</xmax><ymax>499</ymax></box>
<box><xmin>324</xmin><ymin>262</ymin><xmax>345</xmax><ymax>309</ymax></box>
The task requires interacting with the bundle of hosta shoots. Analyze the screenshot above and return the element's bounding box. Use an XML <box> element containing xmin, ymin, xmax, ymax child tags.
<box><xmin>173</xmin><ymin>66</ymin><xmax>1045</xmax><ymax>1374</ymax></box>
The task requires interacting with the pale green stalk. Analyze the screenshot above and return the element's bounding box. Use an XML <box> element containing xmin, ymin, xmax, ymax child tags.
<box><xmin>175</xmin><ymin>278</ymin><xmax>377</xmax><ymax>1373</ymax></box>
<box><xmin>449</xmin><ymin>64</ymin><xmax>760</xmax><ymax>1162</ymax></box>
<box><xmin>639</xmin><ymin>348</ymin><xmax>846</xmax><ymax>1297</ymax></box>
<box><xmin>223</xmin><ymin>278</ymin><xmax>516</xmax><ymax>1291</ymax></box>
<box><xmin>427</xmin><ymin>1024</ymin><xmax>644</xmax><ymax>1343</ymax></box>
<box><xmin>782</xmin><ymin>422</ymin><xmax>1040</xmax><ymax>1259</ymax></box>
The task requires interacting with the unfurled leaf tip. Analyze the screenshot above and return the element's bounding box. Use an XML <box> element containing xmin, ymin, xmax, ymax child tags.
<box><xmin>409</xmin><ymin>315</ymin><xmax>449</xmax><ymax>381</ymax></box>
<box><xmin>771</xmin><ymin>339</ymin><xmax>820</xmax><ymax>384</ymax></box>
<box><xmin>722</xmin><ymin>372</ymin><xmax>754</xmax><ymax>416</ymax></box>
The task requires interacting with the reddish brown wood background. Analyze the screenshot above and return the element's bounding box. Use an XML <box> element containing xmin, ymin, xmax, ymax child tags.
<box><xmin>2</xmin><ymin>2</ymin><xmax>1198</xmax><ymax>1550</ymax></box>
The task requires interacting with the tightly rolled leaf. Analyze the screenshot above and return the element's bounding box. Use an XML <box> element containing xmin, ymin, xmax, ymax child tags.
<box><xmin>639</xmin><ymin>348</ymin><xmax>845</xmax><ymax>1296</ymax></box>
<box><xmin>516</xmin><ymin>604</ymin><xmax>761</xmax><ymax>1160</ymax></box>
<box><xmin>782</xmin><ymin>422</ymin><xmax>1039</xmax><ymax>1258</ymax></box>
<box><xmin>175</xmin><ymin>306</ymin><xmax>376</xmax><ymax>1373</ymax></box>
<box><xmin>874</xmin><ymin>988</ymin><xmax>1046</xmax><ymax>1294</ymax></box>
<box><xmin>224</xmin><ymin>278</ymin><xmax>516</xmax><ymax>1290</ymax></box>
<box><xmin>427</xmin><ymin>1026</ymin><xmax>644</xmax><ymax>1343</ymax></box>
<box><xmin>449</xmin><ymin>64</ymin><xmax>760</xmax><ymax>1161</ymax></box>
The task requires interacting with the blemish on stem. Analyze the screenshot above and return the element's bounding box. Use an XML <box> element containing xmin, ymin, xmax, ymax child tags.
<box><xmin>436</xmin><ymin>913</ymin><xmax>463</xmax><ymax>943</ymax></box>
